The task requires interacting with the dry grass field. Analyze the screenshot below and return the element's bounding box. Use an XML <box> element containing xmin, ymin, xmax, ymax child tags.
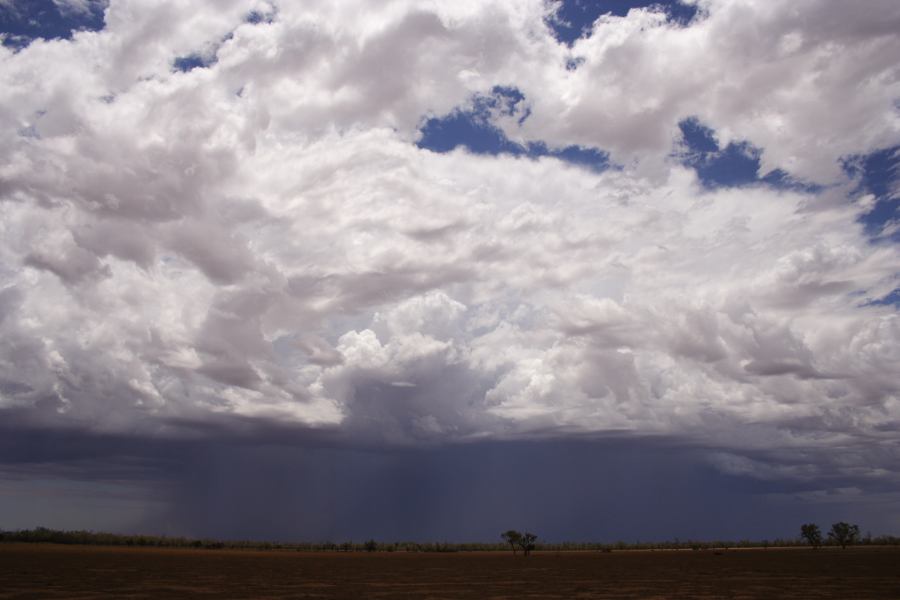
<box><xmin>1</xmin><ymin>543</ymin><xmax>899</xmax><ymax>599</ymax></box>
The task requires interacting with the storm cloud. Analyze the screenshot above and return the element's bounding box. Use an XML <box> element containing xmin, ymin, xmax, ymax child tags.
<box><xmin>1</xmin><ymin>0</ymin><xmax>898</xmax><ymax>539</ymax></box>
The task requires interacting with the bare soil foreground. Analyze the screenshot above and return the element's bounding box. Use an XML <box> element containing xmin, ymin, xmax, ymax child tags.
<box><xmin>1</xmin><ymin>544</ymin><xmax>899</xmax><ymax>599</ymax></box>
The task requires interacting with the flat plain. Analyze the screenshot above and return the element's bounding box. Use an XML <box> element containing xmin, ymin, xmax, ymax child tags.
<box><xmin>1</xmin><ymin>543</ymin><xmax>899</xmax><ymax>599</ymax></box>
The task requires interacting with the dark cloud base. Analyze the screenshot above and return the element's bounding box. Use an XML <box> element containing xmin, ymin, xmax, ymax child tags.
<box><xmin>2</xmin><ymin>420</ymin><xmax>894</xmax><ymax>542</ymax></box>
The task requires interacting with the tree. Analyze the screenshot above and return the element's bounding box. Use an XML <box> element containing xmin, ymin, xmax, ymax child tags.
<box><xmin>501</xmin><ymin>530</ymin><xmax>523</xmax><ymax>555</ymax></box>
<box><xmin>828</xmin><ymin>522</ymin><xmax>860</xmax><ymax>549</ymax></box>
<box><xmin>800</xmin><ymin>523</ymin><xmax>822</xmax><ymax>549</ymax></box>
<box><xmin>518</xmin><ymin>532</ymin><xmax>537</xmax><ymax>557</ymax></box>
<box><xmin>364</xmin><ymin>539</ymin><xmax>378</xmax><ymax>552</ymax></box>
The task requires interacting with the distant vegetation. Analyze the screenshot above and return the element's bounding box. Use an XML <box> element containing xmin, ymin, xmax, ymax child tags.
<box><xmin>800</xmin><ymin>523</ymin><xmax>823</xmax><ymax>548</ymax></box>
<box><xmin>501</xmin><ymin>530</ymin><xmax>537</xmax><ymax>556</ymax></box>
<box><xmin>827</xmin><ymin>522</ymin><xmax>861</xmax><ymax>549</ymax></box>
<box><xmin>1</xmin><ymin>526</ymin><xmax>897</xmax><ymax>553</ymax></box>
<box><xmin>501</xmin><ymin>530</ymin><xmax>522</xmax><ymax>555</ymax></box>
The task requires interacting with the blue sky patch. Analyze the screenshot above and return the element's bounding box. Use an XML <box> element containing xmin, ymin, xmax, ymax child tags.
<box><xmin>844</xmin><ymin>146</ymin><xmax>900</xmax><ymax>239</ymax></box>
<box><xmin>418</xmin><ymin>109</ymin><xmax>521</xmax><ymax>155</ymax></box>
<box><xmin>417</xmin><ymin>86</ymin><xmax>528</xmax><ymax>155</ymax></box>
<box><xmin>418</xmin><ymin>87</ymin><xmax>608</xmax><ymax>172</ymax></box>
<box><xmin>677</xmin><ymin>118</ymin><xmax>820</xmax><ymax>193</ymax></box>
<box><xmin>527</xmin><ymin>141</ymin><xmax>609</xmax><ymax>172</ymax></box>
<box><xmin>566</xmin><ymin>56</ymin><xmax>586</xmax><ymax>71</ymax></box>
<box><xmin>548</xmin><ymin>0</ymin><xmax>699</xmax><ymax>45</ymax></box>
<box><xmin>246</xmin><ymin>9</ymin><xmax>276</xmax><ymax>25</ymax></box>
<box><xmin>173</xmin><ymin>53</ymin><xmax>216</xmax><ymax>73</ymax></box>
<box><xmin>863</xmin><ymin>287</ymin><xmax>900</xmax><ymax>307</ymax></box>
<box><xmin>678</xmin><ymin>117</ymin><xmax>718</xmax><ymax>153</ymax></box>
<box><xmin>0</xmin><ymin>0</ymin><xmax>105</xmax><ymax>50</ymax></box>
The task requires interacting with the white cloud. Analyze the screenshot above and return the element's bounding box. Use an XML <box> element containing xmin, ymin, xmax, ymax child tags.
<box><xmin>0</xmin><ymin>0</ymin><xmax>898</xmax><ymax>482</ymax></box>
<box><xmin>509</xmin><ymin>0</ymin><xmax>900</xmax><ymax>183</ymax></box>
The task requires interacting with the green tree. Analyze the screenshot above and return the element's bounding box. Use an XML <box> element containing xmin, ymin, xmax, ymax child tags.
<box><xmin>364</xmin><ymin>539</ymin><xmax>378</xmax><ymax>552</ymax></box>
<box><xmin>800</xmin><ymin>523</ymin><xmax>822</xmax><ymax>549</ymax></box>
<box><xmin>501</xmin><ymin>530</ymin><xmax>523</xmax><ymax>555</ymax></box>
<box><xmin>518</xmin><ymin>532</ymin><xmax>537</xmax><ymax>557</ymax></box>
<box><xmin>828</xmin><ymin>522</ymin><xmax>860</xmax><ymax>549</ymax></box>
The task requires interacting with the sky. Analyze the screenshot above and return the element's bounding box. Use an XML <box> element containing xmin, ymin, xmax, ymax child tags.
<box><xmin>0</xmin><ymin>0</ymin><xmax>898</xmax><ymax>543</ymax></box>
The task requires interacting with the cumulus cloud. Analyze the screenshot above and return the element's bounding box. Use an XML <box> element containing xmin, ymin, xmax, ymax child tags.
<box><xmin>512</xmin><ymin>0</ymin><xmax>900</xmax><ymax>183</ymax></box>
<box><xmin>0</xmin><ymin>0</ymin><xmax>898</xmax><ymax>497</ymax></box>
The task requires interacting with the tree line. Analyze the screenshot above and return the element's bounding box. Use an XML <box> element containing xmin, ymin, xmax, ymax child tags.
<box><xmin>1</xmin><ymin>525</ymin><xmax>897</xmax><ymax>553</ymax></box>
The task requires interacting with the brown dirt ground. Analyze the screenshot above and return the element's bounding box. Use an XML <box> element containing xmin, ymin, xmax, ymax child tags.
<box><xmin>1</xmin><ymin>544</ymin><xmax>899</xmax><ymax>599</ymax></box>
